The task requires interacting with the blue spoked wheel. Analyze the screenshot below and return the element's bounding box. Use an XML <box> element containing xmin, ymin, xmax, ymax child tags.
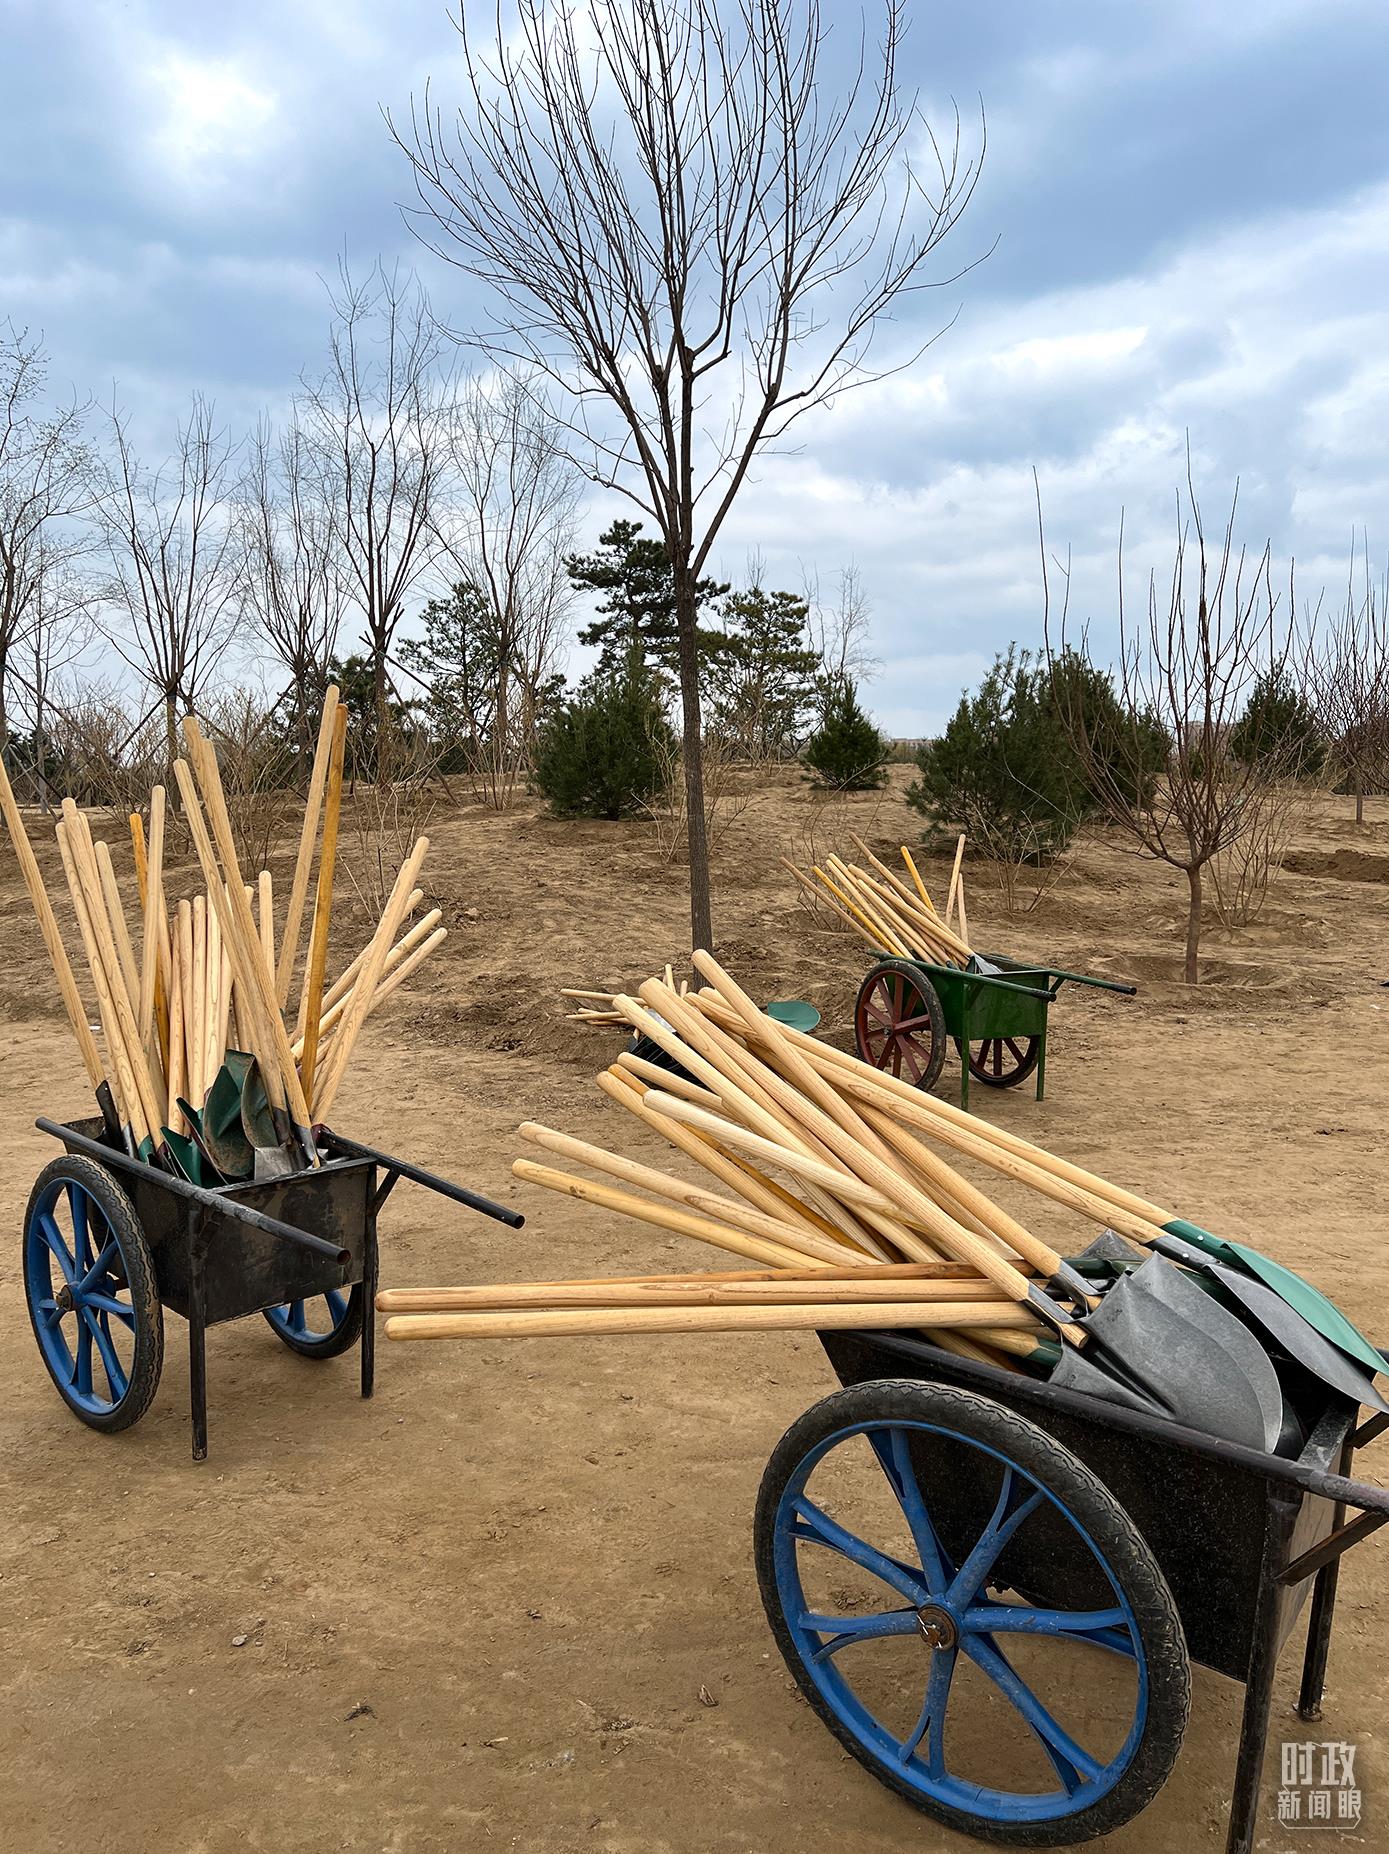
<box><xmin>755</xmin><ymin>1381</ymin><xmax>1189</xmax><ymax>1846</ymax></box>
<box><xmin>23</xmin><ymin>1156</ymin><xmax>163</xmax><ymax>1433</ymax></box>
<box><xmin>262</xmin><ymin>1284</ymin><xmax>365</xmax><ymax>1359</ymax></box>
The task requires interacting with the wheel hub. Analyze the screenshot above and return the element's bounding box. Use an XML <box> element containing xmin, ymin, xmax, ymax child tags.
<box><xmin>915</xmin><ymin>1603</ymin><xmax>958</xmax><ymax>1650</ymax></box>
<box><xmin>55</xmin><ymin>1283</ymin><xmax>75</xmax><ymax>1313</ymax></box>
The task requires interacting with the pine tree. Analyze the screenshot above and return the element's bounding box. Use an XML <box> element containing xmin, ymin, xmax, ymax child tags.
<box><xmin>705</xmin><ymin>585</ymin><xmax>822</xmax><ymax>759</ymax></box>
<box><xmin>533</xmin><ymin>660</ymin><xmax>676</xmax><ymax>819</ymax></box>
<box><xmin>801</xmin><ymin>675</ymin><xmax>889</xmax><ymax>790</ymax></box>
<box><xmin>566</xmin><ymin>519</ymin><xmax>727</xmax><ymax>679</ymax></box>
<box><xmin>909</xmin><ymin>647</ymin><xmax>1165</xmax><ymax>860</ymax></box>
<box><xmin>1230</xmin><ymin>667</ymin><xmax>1325</xmax><ymax>777</ymax></box>
<box><xmin>398</xmin><ymin>580</ymin><xmax>500</xmax><ymax>772</ymax></box>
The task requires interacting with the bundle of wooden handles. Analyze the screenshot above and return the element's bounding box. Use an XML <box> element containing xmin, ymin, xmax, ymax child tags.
<box><xmin>782</xmin><ymin>833</ymin><xmax>972</xmax><ymax>966</ymax></box>
<box><xmin>0</xmin><ymin>687</ymin><xmax>445</xmax><ymax>1165</ymax></box>
<box><xmin>383</xmin><ymin>949</ymin><xmax>1181</xmax><ymax>1358</ymax></box>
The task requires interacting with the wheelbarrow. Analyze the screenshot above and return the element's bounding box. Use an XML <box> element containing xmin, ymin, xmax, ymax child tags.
<box><xmin>22</xmin><ymin>1114</ymin><xmax>522</xmax><ymax>1459</ymax></box>
<box><xmin>755</xmin><ymin>1324</ymin><xmax>1389</xmax><ymax>1850</ymax></box>
<box><xmin>854</xmin><ymin>952</ymin><xmax>1137</xmax><ymax>1109</ymax></box>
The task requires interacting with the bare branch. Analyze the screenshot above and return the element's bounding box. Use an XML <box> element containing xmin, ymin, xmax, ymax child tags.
<box><xmin>91</xmin><ymin>392</ymin><xmax>242</xmax><ymax>765</ymax></box>
<box><xmin>1045</xmin><ymin>471</ymin><xmax>1299</xmax><ymax>983</ymax></box>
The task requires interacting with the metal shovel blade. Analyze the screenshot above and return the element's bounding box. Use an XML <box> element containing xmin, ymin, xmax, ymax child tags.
<box><xmin>202</xmin><ymin>1052</ymin><xmax>256</xmax><ymax>1180</ymax></box>
<box><xmin>1156</xmin><ymin>1237</ymin><xmax>1389</xmax><ymax>1415</ymax></box>
<box><xmin>241</xmin><ymin>1060</ymin><xmax>280</xmax><ymax>1152</ymax></box>
<box><xmin>240</xmin><ymin>1062</ymin><xmax>302</xmax><ymax>1176</ymax></box>
<box><xmin>174</xmin><ymin>1100</ymin><xmax>229</xmax><ymax>1186</ymax></box>
<box><xmin>160</xmin><ymin>1128</ymin><xmax>204</xmax><ymax>1187</ymax></box>
<box><xmin>1051</xmin><ymin>1256</ymin><xmax>1284</xmax><ymax>1451</ymax></box>
<box><xmin>253</xmin><ymin>1144</ymin><xmax>295</xmax><ymax>1180</ymax></box>
<box><xmin>1164</xmin><ymin>1219</ymin><xmax>1386</xmax><ymax>1379</ymax></box>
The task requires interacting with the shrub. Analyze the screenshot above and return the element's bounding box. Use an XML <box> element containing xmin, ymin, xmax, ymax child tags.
<box><xmin>533</xmin><ymin>665</ymin><xmax>676</xmax><ymax>819</ymax></box>
<box><xmin>801</xmin><ymin>676</ymin><xmax>889</xmax><ymax>790</ymax></box>
<box><xmin>1230</xmin><ymin>668</ymin><xmax>1325</xmax><ymax>777</ymax></box>
<box><xmin>909</xmin><ymin>646</ymin><xmax>1164</xmax><ymax>863</ymax></box>
<box><xmin>909</xmin><ymin>648</ymin><xmax>1083</xmax><ymax>860</ymax></box>
<box><xmin>1049</xmin><ymin>647</ymin><xmax>1169</xmax><ymax>812</ymax></box>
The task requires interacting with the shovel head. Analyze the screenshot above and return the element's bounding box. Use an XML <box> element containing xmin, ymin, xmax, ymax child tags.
<box><xmin>1163</xmin><ymin>1219</ymin><xmax>1386</xmax><ymax>1379</ymax></box>
<box><xmin>1157</xmin><ymin>1238</ymin><xmax>1389</xmax><ymax>1417</ymax></box>
<box><xmin>1051</xmin><ymin>1256</ymin><xmax>1285</xmax><ymax>1452</ymax></box>
<box><xmin>241</xmin><ymin>1061</ymin><xmax>279</xmax><ymax>1151</ymax></box>
<box><xmin>202</xmin><ymin>1052</ymin><xmax>256</xmax><ymax>1180</ymax></box>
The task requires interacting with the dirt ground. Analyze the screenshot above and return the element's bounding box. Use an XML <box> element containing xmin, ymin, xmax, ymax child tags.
<box><xmin>1</xmin><ymin>767</ymin><xmax>1386</xmax><ymax>1854</ymax></box>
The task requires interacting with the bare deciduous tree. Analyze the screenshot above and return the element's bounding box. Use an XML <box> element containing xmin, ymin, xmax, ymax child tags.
<box><xmin>1045</xmin><ymin>477</ymin><xmax>1297</xmax><ymax>984</ymax></box>
<box><xmin>11</xmin><ymin>541</ymin><xmax>96</xmax><ymax>809</ymax></box>
<box><xmin>1308</xmin><ymin>536</ymin><xmax>1389</xmax><ymax>825</ymax></box>
<box><xmin>804</xmin><ymin>563</ymin><xmax>878</xmax><ymax>694</ymax></box>
<box><xmin>391</xmin><ymin>0</ymin><xmax>983</xmax><ymax>948</ymax></box>
<box><xmin>95</xmin><ymin>393</ymin><xmax>242</xmax><ymax>764</ymax></box>
<box><xmin>300</xmin><ymin>263</ymin><xmax>454</xmax><ymax>760</ymax></box>
<box><xmin>0</xmin><ymin>323</ymin><xmax>90</xmax><ymax>745</ymax></box>
<box><xmin>239</xmin><ymin>413</ymin><xmax>344</xmax><ymax>759</ymax></box>
<box><xmin>436</xmin><ymin>372</ymin><xmax>581</xmax><ymax>807</ymax></box>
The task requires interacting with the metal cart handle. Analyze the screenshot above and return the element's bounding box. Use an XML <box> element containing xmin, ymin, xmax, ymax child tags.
<box><xmin>959</xmin><ymin>970</ymin><xmax>1056</xmax><ymax>1003</ymax></box>
<box><xmin>1047</xmin><ymin>969</ymin><xmax>1139</xmax><ymax>996</ymax></box>
<box><xmin>319</xmin><ymin>1128</ymin><xmax>525</xmax><ymax>1229</ymax></box>
<box><xmin>35</xmin><ymin>1117</ymin><xmax>350</xmax><ymax>1264</ymax></box>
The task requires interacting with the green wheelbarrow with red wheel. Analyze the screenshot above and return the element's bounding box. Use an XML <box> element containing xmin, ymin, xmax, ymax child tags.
<box><xmin>853</xmin><ymin>952</ymin><xmax>1136</xmax><ymax>1110</ymax></box>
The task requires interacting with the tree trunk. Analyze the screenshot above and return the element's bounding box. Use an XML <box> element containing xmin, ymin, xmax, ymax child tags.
<box><xmin>673</xmin><ymin>566</ymin><xmax>713</xmax><ymax>951</ymax></box>
<box><xmin>34</xmin><ymin>659</ymin><xmax>47</xmax><ymax>811</ymax></box>
<box><xmin>492</xmin><ymin>657</ymin><xmax>511</xmax><ymax>812</ymax></box>
<box><xmin>1183</xmin><ymin>862</ymin><xmax>1202</xmax><ymax>985</ymax></box>
<box><xmin>373</xmin><ymin>643</ymin><xmax>390</xmax><ymax>785</ymax></box>
<box><xmin>295</xmin><ymin>660</ymin><xmax>316</xmax><ymax>777</ymax></box>
<box><xmin>165</xmin><ymin>693</ymin><xmax>178</xmax><ymax>774</ymax></box>
<box><xmin>1355</xmin><ymin>773</ymin><xmax>1364</xmax><ymax>826</ymax></box>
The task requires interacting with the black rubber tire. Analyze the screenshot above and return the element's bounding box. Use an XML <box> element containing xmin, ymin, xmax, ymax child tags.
<box><xmin>957</xmin><ymin>1033</ymin><xmax>1042</xmax><ymax>1089</ymax></box>
<box><xmin>262</xmin><ymin>1284</ymin><xmax>366</xmax><ymax>1359</ymax></box>
<box><xmin>754</xmin><ymin>1379</ymin><xmax>1190</xmax><ymax>1847</ymax></box>
<box><xmin>854</xmin><ymin>959</ymin><xmax>948</xmax><ymax>1092</ymax></box>
<box><xmin>24</xmin><ymin>1155</ymin><xmax>164</xmax><ymax>1433</ymax></box>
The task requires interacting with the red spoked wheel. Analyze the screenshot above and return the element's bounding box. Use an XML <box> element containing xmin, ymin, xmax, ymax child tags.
<box><xmin>959</xmin><ymin>1033</ymin><xmax>1041</xmax><ymax>1089</ymax></box>
<box><xmin>854</xmin><ymin>960</ymin><xmax>947</xmax><ymax>1091</ymax></box>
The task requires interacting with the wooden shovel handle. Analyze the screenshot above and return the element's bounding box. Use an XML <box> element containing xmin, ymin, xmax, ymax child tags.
<box><xmin>276</xmin><ymin>685</ymin><xmax>340</xmax><ymax>1006</ymax></box>
<box><xmin>297</xmin><ymin>703</ymin><xmax>346</xmax><ymax>1099</ymax></box>
<box><xmin>386</xmin><ymin>1300</ymin><xmax>1040</xmax><ymax>1343</ymax></box>
<box><xmin>0</xmin><ymin>760</ymin><xmax>103</xmax><ymax>1087</ymax></box>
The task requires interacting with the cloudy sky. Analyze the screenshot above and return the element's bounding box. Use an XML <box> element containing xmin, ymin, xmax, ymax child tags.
<box><xmin>5</xmin><ymin>0</ymin><xmax>1389</xmax><ymax>733</ymax></box>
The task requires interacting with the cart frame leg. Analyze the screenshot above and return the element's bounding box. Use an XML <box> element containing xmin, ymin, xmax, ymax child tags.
<box><xmin>188</xmin><ymin>1214</ymin><xmax>209</xmax><ymax>1463</ymax></box>
<box><xmin>1226</xmin><ymin>1492</ymin><xmax>1300</xmax><ymax>1854</ymax></box>
<box><xmin>1298</xmin><ymin>1435</ymin><xmax>1354</xmax><ymax>1720</ymax></box>
<box><xmin>1035</xmin><ymin>1029</ymin><xmax>1047</xmax><ymax>1101</ymax></box>
<box><xmin>360</xmin><ymin>1166</ymin><xmax>379</xmax><ymax>1400</ymax></box>
<box><xmin>958</xmin><ymin>997</ymin><xmax>970</xmax><ymax>1112</ymax></box>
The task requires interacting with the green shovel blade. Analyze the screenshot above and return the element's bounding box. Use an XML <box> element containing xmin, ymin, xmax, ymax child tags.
<box><xmin>1163</xmin><ymin>1219</ymin><xmax>1386</xmax><ymax>1379</ymax></box>
<box><xmin>767</xmin><ymin>999</ymin><xmax>822</xmax><ymax>1033</ymax></box>
<box><xmin>202</xmin><ymin>1052</ymin><xmax>256</xmax><ymax>1180</ymax></box>
<box><xmin>240</xmin><ymin>1059</ymin><xmax>279</xmax><ymax>1151</ymax></box>
<box><xmin>161</xmin><ymin>1129</ymin><xmax>204</xmax><ymax>1187</ymax></box>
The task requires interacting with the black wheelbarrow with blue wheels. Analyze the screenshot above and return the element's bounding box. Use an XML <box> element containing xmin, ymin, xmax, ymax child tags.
<box><xmin>854</xmin><ymin>953</ymin><xmax>1137</xmax><ymax>1109</ymax></box>
<box><xmin>22</xmin><ymin>1114</ymin><xmax>521</xmax><ymax>1459</ymax></box>
<box><xmin>755</xmin><ymin>1326</ymin><xmax>1389</xmax><ymax>1850</ymax></box>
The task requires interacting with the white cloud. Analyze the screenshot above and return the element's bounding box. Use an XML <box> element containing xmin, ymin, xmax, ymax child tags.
<box><xmin>142</xmin><ymin>52</ymin><xmax>279</xmax><ymax>191</ymax></box>
<box><xmin>701</xmin><ymin>178</ymin><xmax>1389</xmax><ymax>732</ymax></box>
